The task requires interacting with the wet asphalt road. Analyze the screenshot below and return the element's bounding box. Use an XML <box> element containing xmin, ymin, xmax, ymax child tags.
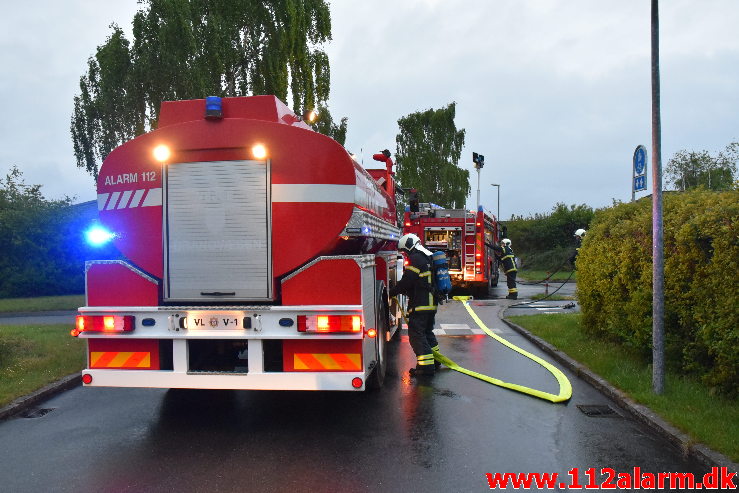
<box><xmin>0</xmin><ymin>283</ymin><xmax>709</xmax><ymax>492</ymax></box>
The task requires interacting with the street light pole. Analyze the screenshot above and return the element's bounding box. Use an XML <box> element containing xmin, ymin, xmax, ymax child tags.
<box><xmin>491</xmin><ymin>183</ymin><xmax>500</xmax><ymax>221</ymax></box>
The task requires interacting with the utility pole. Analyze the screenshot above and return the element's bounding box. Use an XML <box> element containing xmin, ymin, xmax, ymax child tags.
<box><xmin>651</xmin><ymin>0</ymin><xmax>665</xmax><ymax>395</ymax></box>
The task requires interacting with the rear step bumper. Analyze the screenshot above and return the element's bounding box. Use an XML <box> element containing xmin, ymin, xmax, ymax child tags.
<box><xmin>82</xmin><ymin>369</ymin><xmax>367</xmax><ymax>391</ymax></box>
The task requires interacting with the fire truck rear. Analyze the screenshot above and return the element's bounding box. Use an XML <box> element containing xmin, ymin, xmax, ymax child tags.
<box><xmin>73</xmin><ymin>95</ymin><xmax>402</xmax><ymax>391</ymax></box>
<box><xmin>402</xmin><ymin>203</ymin><xmax>500</xmax><ymax>297</ymax></box>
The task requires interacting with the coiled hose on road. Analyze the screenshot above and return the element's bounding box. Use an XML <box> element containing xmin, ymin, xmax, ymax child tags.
<box><xmin>508</xmin><ymin>269</ymin><xmax>576</xmax><ymax>308</ymax></box>
<box><xmin>396</xmin><ymin>297</ymin><xmax>572</xmax><ymax>403</ymax></box>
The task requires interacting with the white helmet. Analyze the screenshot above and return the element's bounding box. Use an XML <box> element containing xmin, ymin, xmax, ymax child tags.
<box><xmin>574</xmin><ymin>228</ymin><xmax>586</xmax><ymax>239</ymax></box>
<box><xmin>398</xmin><ymin>233</ymin><xmax>421</xmax><ymax>252</ymax></box>
<box><xmin>501</xmin><ymin>238</ymin><xmax>511</xmax><ymax>247</ymax></box>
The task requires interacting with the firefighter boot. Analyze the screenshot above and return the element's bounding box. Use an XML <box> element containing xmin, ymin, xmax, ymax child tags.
<box><xmin>409</xmin><ymin>364</ymin><xmax>435</xmax><ymax>377</ymax></box>
<box><xmin>410</xmin><ymin>354</ymin><xmax>435</xmax><ymax>377</ymax></box>
<box><xmin>506</xmin><ymin>292</ymin><xmax>518</xmax><ymax>300</ymax></box>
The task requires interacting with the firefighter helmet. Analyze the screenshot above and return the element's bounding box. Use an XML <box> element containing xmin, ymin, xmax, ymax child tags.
<box><xmin>398</xmin><ymin>233</ymin><xmax>421</xmax><ymax>252</ymax></box>
<box><xmin>574</xmin><ymin>228</ymin><xmax>586</xmax><ymax>239</ymax></box>
<box><xmin>501</xmin><ymin>238</ymin><xmax>512</xmax><ymax>247</ymax></box>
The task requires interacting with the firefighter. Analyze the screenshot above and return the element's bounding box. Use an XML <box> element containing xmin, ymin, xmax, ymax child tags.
<box><xmin>390</xmin><ymin>233</ymin><xmax>439</xmax><ymax>377</ymax></box>
<box><xmin>570</xmin><ymin>228</ymin><xmax>586</xmax><ymax>266</ymax></box>
<box><xmin>493</xmin><ymin>238</ymin><xmax>518</xmax><ymax>299</ymax></box>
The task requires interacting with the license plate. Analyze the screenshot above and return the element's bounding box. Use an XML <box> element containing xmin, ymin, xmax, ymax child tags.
<box><xmin>187</xmin><ymin>312</ymin><xmax>242</xmax><ymax>329</ymax></box>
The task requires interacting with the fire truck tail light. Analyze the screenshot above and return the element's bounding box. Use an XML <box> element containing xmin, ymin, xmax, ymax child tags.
<box><xmin>75</xmin><ymin>315</ymin><xmax>135</xmax><ymax>334</ymax></box>
<box><xmin>297</xmin><ymin>315</ymin><xmax>362</xmax><ymax>333</ymax></box>
<box><xmin>404</xmin><ymin>222</ymin><xmax>411</xmax><ymax>226</ymax></box>
<box><xmin>351</xmin><ymin>377</ymin><xmax>363</xmax><ymax>389</ymax></box>
<box><xmin>82</xmin><ymin>374</ymin><xmax>93</xmax><ymax>385</ymax></box>
<box><xmin>366</xmin><ymin>328</ymin><xmax>377</xmax><ymax>338</ymax></box>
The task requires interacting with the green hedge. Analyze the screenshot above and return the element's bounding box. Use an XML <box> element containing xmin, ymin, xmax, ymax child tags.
<box><xmin>505</xmin><ymin>202</ymin><xmax>594</xmax><ymax>270</ymax></box>
<box><xmin>578</xmin><ymin>189</ymin><xmax>738</xmax><ymax>395</ymax></box>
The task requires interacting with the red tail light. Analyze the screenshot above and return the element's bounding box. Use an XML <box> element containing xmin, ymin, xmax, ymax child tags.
<box><xmin>297</xmin><ymin>315</ymin><xmax>362</xmax><ymax>334</ymax></box>
<box><xmin>404</xmin><ymin>222</ymin><xmax>411</xmax><ymax>227</ymax></box>
<box><xmin>74</xmin><ymin>315</ymin><xmax>135</xmax><ymax>334</ymax></box>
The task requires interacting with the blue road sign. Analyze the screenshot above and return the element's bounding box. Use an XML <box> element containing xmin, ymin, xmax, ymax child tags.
<box><xmin>633</xmin><ymin>145</ymin><xmax>647</xmax><ymax>176</ymax></box>
<box><xmin>634</xmin><ymin>175</ymin><xmax>647</xmax><ymax>192</ymax></box>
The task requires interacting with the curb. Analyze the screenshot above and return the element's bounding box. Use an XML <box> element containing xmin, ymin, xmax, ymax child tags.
<box><xmin>0</xmin><ymin>373</ymin><xmax>81</xmax><ymax>421</ymax></box>
<box><xmin>500</xmin><ymin>316</ymin><xmax>738</xmax><ymax>473</ymax></box>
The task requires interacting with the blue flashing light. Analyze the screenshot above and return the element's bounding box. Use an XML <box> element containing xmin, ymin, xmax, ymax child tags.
<box><xmin>205</xmin><ymin>96</ymin><xmax>223</xmax><ymax>120</ymax></box>
<box><xmin>478</xmin><ymin>205</ymin><xmax>483</xmax><ymax>211</ymax></box>
<box><xmin>404</xmin><ymin>205</ymin><xmax>410</xmax><ymax>212</ymax></box>
<box><xmin>85</xmin><ymin>226</ymin><xmax>115</xmax><ymax>246</ymax></box>
<box><xmin>362</xmin><ymin>226</ymin><xmax>371</xmax><ymax>235</ymax></box>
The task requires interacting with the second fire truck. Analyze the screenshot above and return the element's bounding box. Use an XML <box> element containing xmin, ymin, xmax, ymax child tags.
<box><xmin>402</xmin><ymin>203</ymin><xmax>500</xmax><ymax>298</ymax></box>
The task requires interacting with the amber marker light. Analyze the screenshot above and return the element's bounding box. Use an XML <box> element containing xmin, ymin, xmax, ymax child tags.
<box><xmin>153</xmin><ymin>144</ymin><xmax>171</xmax><ymax>162</ymax></box>
<box><xmin>316</xmin><ymin>315</ymin><xmax>330</xmax><ymax>332</ymax></box>
<box><xmin>303</xmin><ymin>109</ymin><xmax>318</xmax><ymax>123</ymax></box>
<box><xmin>366</xmin><ymin>328</ymin><xmax>377</xmax><ymax>338</ymax></box>
<box><xmin>252</xmin><ymin>144</ymin><xmax>267</xmax><ymax>159</ymax></box>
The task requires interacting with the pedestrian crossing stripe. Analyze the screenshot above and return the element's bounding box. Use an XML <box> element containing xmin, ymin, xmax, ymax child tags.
<box><xmin>401</xmin><ymin>323</ymin><xmax>502</xmax><ymax>335</ymax></box>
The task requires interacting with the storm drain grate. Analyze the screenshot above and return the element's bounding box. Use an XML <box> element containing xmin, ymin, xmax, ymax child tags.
<box><xmin>21</xmin><ymin>408</ymin><xmax>55</xmax><ymax>419</ymax></box>
<box><xmin>577</xmin><ymin>404</ymin><xmax>620</xmax><ymax>418</ymax></box>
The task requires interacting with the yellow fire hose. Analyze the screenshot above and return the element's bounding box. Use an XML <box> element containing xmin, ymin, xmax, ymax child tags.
<box><xmin>395</xmin><ymin>296</ymin><xmax>572</xmax><ymax>403</ymax></box>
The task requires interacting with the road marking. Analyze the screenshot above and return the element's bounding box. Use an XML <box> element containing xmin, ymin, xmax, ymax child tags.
<box><xmin>401</xmin><ymin>324</ymin><xmax>504</xmax><ymax>335</ymax></box>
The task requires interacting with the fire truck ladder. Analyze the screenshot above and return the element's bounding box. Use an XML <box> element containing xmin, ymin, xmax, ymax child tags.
<box><xmin>464</xmin><ymin>211</ymin><xmax>476</xmax><ymax>279</ymax></box>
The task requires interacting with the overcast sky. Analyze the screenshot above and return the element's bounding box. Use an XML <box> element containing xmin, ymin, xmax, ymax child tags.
<box><xmin>1</xmin><ymin>1</ymin><xmax>737</xmax><ymax>220</ymax></box>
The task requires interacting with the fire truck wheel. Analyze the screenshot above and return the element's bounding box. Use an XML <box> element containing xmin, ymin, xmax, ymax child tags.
<box><xmin>367</xmin><ymin>282</ymin><xmax>389</xmax><ymax>390</ymax></box>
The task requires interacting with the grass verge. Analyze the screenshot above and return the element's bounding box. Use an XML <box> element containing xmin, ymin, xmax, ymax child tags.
<box><xmin>518</xmin><ymin>269</ymin><xmax>576</xmax><ymax>282</ymax></box>
<box><xmin>0</xmin><ymin>324</ymin><xmax>85</xmax><ymax>408</ymax></box>
<box><xmin>507</xmin><ymin>313</ymin><xmax>738</xmax><ymax>462</ymax></box>
<box><xmin>0</xmin><ymin>295</ymin><xmax>85</xmax><ymax>313</ymax></box>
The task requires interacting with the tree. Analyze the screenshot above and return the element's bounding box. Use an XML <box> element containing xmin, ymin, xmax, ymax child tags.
<box><xmin>395</xmin><ymin>103</ymin><xmax>469</xmax><ymax>208</ymax></box>
<box><xmin>314</xmin><ymin>104</ymin><xmax>348</xmax><ymax>146</ymax></box>
<box><xmin>665</xmin><ymin>142</ymin><xmax>738</xmax><ymax>191</ymax></box>
<box><xmin>72</xmin><ymin>0</ymin><xmax>341</xmax><ymax>179</ymax></box>
<box><xmin>0</xmin><ymin>167</ymin><xmax>84</xmax><ymax>297</ymax></box>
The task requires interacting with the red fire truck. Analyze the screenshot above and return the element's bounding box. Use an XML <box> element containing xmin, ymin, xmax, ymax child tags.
<box><xmin>402</xmin><ymin>204</ymin><xmax>500</xmax><ymax>297</ymax></box>
<box><xmin>72</xmin><ymin>95</ymin><xmax>403</xmax><ymax>391</ymax></box>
